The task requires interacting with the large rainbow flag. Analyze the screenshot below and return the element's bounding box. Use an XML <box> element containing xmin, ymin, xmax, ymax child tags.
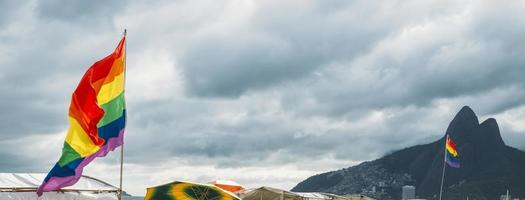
<box><xmin>445</xmin><ymin>134</ymin><xmax>460</xmax><ymax>168</ymax></box>
<box><xmin>37</xmin><ymin>35</ymin><xmax>127</xmax><ymax>196</ymax></box>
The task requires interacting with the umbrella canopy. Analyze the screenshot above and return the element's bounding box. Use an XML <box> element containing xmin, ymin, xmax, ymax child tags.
<box><xmin>208</xmin><ymin>180</ymin><xmax>245</xmax><ymax>193</ymax></box>
<box><xmin>145</xmin><ymin>181</ymin><xmax>241</xmax><ymax>200</ymax></box>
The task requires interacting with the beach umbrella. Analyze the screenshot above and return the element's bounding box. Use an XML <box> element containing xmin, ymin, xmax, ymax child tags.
<box><xmin>208</xmin><ymin>180</ymin><xmax>245</xmax><ymax>193</ymax></box>
<box><xmin>145</xmin><ymin>181</ymin><xmax>241</xmax><ymax>200</ymax></box>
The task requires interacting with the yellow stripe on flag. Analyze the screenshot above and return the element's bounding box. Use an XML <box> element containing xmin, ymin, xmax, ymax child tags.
<box><xmin>64</xmin><ymin>117</ymin><xmax>100</xmax><ymax>157</ymax></box>
<box><xmin>446</xmin><ymin>144</ymin><xmax>458</xmax><ymax>157</ymax></box>
<box><xmin>104</xmin><ymin>55</ymin><xmax>125</xmax><ymax>84</ymax></box>
<box><xmin>97</xmin><ymin>72</ymin><xmax>125</xmax><ymax>105</ymax></box>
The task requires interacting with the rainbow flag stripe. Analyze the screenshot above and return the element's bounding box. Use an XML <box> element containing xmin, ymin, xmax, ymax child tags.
<box><xmin>445</xmin><ymin>135</ymin><xmax>460</xmax><ymax>168</ymax></box>
<box><xmin>37</xmin><ymin>36</ymin><xmax>126</xmax><ymax>196</ymax></box>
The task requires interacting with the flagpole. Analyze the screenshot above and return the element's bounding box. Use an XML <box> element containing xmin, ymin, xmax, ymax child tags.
<box><xmin>439</xmin><ymin>134</ymin><xmax>447</xmax><ymax>200</ymax></box>
<box><xmin>118</xmin><ymin>29</ymin><xmax>127</xmax><ymax>200</ymax></box>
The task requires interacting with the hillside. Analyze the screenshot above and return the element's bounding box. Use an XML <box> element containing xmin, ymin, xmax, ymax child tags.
<box><xmin>292</xmin><ymin>106</ymin><xmax>525</xmax><ymax>200</ymax></box>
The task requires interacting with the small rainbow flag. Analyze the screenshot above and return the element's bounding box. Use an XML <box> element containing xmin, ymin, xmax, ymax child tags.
<box><xmin>445</xmin><ymin>134</ymin><xmax>460</xmax><ymax>168</ymax></box>
<box><xmin>37</xmin><ymin>35</ymin><xmax>127</xmax><ymax>196</ymax></box>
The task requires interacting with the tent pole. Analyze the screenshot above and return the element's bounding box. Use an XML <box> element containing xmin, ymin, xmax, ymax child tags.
<box><xmin>118</xmin><ymin>28</ymin><xmax>127</xmax><ymax>200</ymax></box>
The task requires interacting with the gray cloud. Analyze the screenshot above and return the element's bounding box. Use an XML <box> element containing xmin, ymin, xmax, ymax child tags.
<box><xmin>36</xmin><ymin>0</ymin><xmax>127</xmax><ymax>26</ymax></box>
<box><xmin>179</xmin><ymin>0</ymin><xmax>403</xmax><ymax>97</ymax></box>
<box><xmin>277</xmin><ymin>2</ymin><xmax>525</xmax><ymax>117</ymax></box>
<box><xmin>0</xmin><ymin>1</ymin><xmax>26</xmax><ymax>29</ymax></box>
<box><xmin>0</xmin><ymin>152</ymin><xmax>35</xmax><ymax>172</ymax></box>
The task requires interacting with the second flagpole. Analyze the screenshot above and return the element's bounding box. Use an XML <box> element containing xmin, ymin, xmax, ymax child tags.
<box><xmin>438</xmin><ymin>134</ymin><xmax>447</xmax><ymax>200</ymax></box>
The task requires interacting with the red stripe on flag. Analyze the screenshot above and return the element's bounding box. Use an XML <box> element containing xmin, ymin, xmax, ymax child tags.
<box><xmin>447</xmin><ymin>135</ymin><xmax>457</xmax><ymax>150</ymax></box>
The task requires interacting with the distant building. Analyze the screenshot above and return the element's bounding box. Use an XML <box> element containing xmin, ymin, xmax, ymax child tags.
<box><xmin>402</xmin><ymin>185</ymin><xmax>415</xmax><ymax>200</ymax></box>
<box><xmin>500</xmin><ymin>195</ymin><xmax>512</xmax><ymax>200</ymax></box>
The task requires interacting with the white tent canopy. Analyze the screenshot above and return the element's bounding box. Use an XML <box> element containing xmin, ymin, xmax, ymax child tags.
<box><xmin>0</xmin><ymin>173</ymin><xmax>119</xmax><ymax>200</ymax></box>
<box><xmin>295</xmin><ymin>192</ymin><xmax>348</xmax><ymax>200</ymax></box>
<box><xmin>240</xmin><ymin>187</ymin><xmax>303</xmax><ymax>200</ymax></box>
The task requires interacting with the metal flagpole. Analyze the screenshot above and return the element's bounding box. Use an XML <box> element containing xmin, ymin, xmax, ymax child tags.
<box><xmin>118</xmin><ymin>29</ymin><xmax>127</xmax><ymax>200</ymax></box>
<box><xmin>439</xmin><ymin>134</ymin><xmax>448</xmax><ymax>200</ymax></box>
<box><xmin>119</xmin><ymin>140</ymin><xmax>124</xmax><ymax>200</ymax></box>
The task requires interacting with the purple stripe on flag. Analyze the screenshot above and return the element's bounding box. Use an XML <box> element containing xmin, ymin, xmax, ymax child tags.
<box><xmin>445</xmin><ymin>155</ymin><xmax>460</xmax><ymax>168</ymax></box>
<box><xmin>37</xmin><ymin>129</ymin><xmax>125</xmax><ymax>195</ymax></box>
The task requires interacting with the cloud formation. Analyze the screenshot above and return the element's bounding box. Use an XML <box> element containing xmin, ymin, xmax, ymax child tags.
<box><xmin>1</xmin><ymin>0</ymin><xmax>525</xmax><ymax>196</ymax></box>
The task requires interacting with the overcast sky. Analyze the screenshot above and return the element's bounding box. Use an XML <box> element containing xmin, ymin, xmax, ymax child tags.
<box><xmin>1</xmin><ymin>0</ymin><xmax>525</xmax><ymax>196</ymax></box>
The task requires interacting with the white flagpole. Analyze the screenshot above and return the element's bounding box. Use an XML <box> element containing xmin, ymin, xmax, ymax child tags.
<box><xmin>119</xmin><ymin>138</ymin><xmax>124</xmax><ymax>200</ymax></box>
<box><xmin>439</xmin><ymin>134</ymin><xmax>448</xmax><ymax>200</ymax></box>
<box><xmin>118</xmin><ymin>29</ymin><xmax>127</xmax><ymax>200</ymax></box>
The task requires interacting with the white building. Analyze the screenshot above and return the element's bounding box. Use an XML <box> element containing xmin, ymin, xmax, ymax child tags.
<box><xmin>401</xmin><ymin>185</ymin><xmax>415</xmax><ymax>200</ymax></box>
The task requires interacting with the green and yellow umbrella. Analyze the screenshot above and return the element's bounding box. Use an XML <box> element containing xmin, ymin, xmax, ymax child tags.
<box><xmin>145</xmin><ymin>181</ymin><xmax>241</xmax><ymax>200</ymax></box>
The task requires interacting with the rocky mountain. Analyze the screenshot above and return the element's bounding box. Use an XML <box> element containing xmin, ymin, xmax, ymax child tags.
<box><xmin>292</xmin><ymin>106</ymin><xmax>525</xmax><ymax>200</ymax></box>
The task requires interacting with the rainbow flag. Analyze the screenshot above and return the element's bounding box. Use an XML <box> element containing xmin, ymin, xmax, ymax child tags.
<box><xmin>37</xmin><ymin>35</ymin><xmax>126</xmax><ymax>196</ymax></box>
<box><xmin>445</xmin><ymin>135</ymin><xmax>460</xmax><ymax>168</ymax></box>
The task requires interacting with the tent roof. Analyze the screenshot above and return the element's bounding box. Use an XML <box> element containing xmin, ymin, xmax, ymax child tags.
<box><xmin>295</xmin><ymin>192</ymin><xmax>347</xmax><ymax>199</ymax></box>
<box><xmin>0</xmin><ymin>173</ymin><xmax>118</xmax><ymax>191</ymax></box>
<box><xmin>240</xmin><ymin>187</ymin><xmax>353</xmax><ymax>200</ymax></box>
<box><xmin>240</xmin><ymin>187</ymin><xmax>303</xmax><ymax>200</ymax></box>
<box><xmin>243</xmin><ymin>186</ymin><xmax>292</xmax><ymax>194</ymax></box>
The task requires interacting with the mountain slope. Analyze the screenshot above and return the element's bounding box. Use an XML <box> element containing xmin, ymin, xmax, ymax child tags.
<box><xmin>292</xmin><ymin>106</ymin><xmax>525</xmax><ymax>200</ymax></box>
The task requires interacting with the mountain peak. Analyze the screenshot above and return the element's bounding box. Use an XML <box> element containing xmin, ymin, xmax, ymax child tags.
<box><xmin>451</xmin><ymin>106</ymin><xmax>479</xmax><ymax>127</ymax></box>
<box><xmin>446</xmin><ymin>106</ymin><xmax>479</xmax><ymax>142</ymax></box>
<box><xmin>479</xmin><ymin>118</ymin><xmax>505</xmax><ymax>146</ymax></box>
<box><xmin>459</xmin><ymin>105</ymin><xmax>475</xmax><ymax>114</ymax></box>
<box><xmin>446</xmin><ymin>106</ymin><xmax>505</xmax><ymax>148</ymax></box>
